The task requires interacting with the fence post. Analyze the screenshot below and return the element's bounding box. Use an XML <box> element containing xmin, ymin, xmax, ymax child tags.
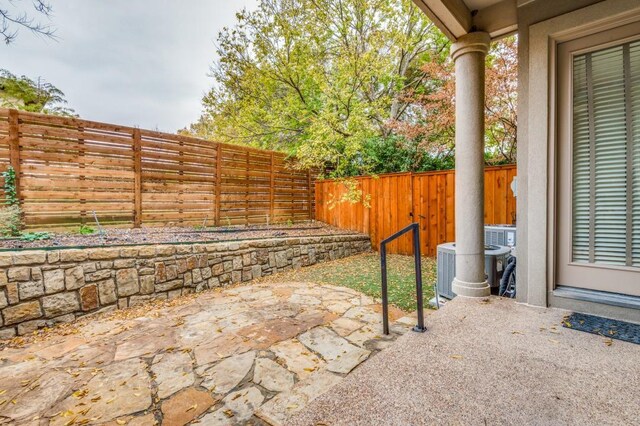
<box><xmin>214</xmin><ymin>144</ymin><xmax>222</xmax><ymax>226</ymax></box>
<box><xmin>7</xmin><ymin>109</ymin><xmax>21</xmax><ymax>203</ymax></box>
<box><xmin>133</xmin><ymin>128</ymin><xmax>142</xmax><ymax>228</ymax></box>
<box><xmin>78</xmin><ymin>126</ymin><xmax>87</xmax><ymax>224</ymax></box>
<box><xmin>269</xmin><ymin>153</ymin><xmax>275</xmax><ymax>224</ymax></box>
<box><xmin>245</xmin><ymin>150</ymin><xmax>250</xmax><ymax>225</ymax></box>
<box><xmin>307</xmin><ymin>169</ymin><xmax>313</xmax><ymax>220</ymax></box>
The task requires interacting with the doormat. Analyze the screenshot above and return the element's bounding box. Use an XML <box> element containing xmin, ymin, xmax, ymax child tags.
<box><xmin>562</xmin><ymin>312</ymin><xmax>640</xmax><ymax>345</ymax></box>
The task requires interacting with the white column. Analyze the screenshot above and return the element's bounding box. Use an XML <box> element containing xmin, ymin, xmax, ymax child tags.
<box><xmin>450</xmin><ymin>32</ymin><xmax>491</xmax><ymax>298</ymax></box>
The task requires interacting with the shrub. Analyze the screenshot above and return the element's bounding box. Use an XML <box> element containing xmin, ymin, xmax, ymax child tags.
<box><xmin>2</xmin><ymin>166</ymin><xmax>18</xmax><ymax>206</ymax></box>
<box><xmin>78</xmin><ymin>224</ymin><xmax>95</xmax><ymax>235</ymax></box>
<box><xmin>20</xmin><ymin>231</ymin><xmax>51</xmax><ymax>242</ymax></box>
<box><xmin>0</xmin><ymin>204</ymin><xmax>23</xmax><ymax>236</ymax></box>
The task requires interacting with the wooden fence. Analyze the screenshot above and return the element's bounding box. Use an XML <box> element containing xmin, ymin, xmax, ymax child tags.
<box><xmin>0</xmin><ymin>109</ymin><xmax>314</xmax><ymax>228</ymax></box>
<box><xmin>315</xmin><ymin>165</ymin><xmax>517</xmax><ymax>256</ymax></box>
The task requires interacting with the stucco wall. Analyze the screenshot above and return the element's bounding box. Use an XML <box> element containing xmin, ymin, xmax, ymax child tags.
<box><xmin>0</xmin><ymin>234</ymin><xmax>371</xmax><ymax>338</ymax></box>
<box><xmin>515</xmin><ymin>0</ymin><xmax>605</xmax><ymax>306</ymax></box>
<box><xmin>517</xmin><ymin>0</ymin><xmax>640</xmax><ymax>318</ymax></box>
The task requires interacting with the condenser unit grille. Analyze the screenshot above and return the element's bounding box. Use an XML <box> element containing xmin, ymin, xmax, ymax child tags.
<box><xmin>437</xmin><ymin>248</ymin><xmax>457</xmax><ymax>299</ymax></box>
<box><xmin>485</xmin><ymin>226</ymin><xmax>516</xmax><ymax>247</ymax></box>
<box><xmin>486</xmin><ymin>230</ymin><xmax>504</xmax><ymax>246</ymax></box>
<box><xmin>436</xmin><ymin>242</ymin><xmax>512</xmax><ymax>300</ymax></box>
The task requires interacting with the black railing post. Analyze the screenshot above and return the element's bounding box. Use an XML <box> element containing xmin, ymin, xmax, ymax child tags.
<box><xmin>412</xmin><ymin>224</ymin><xmax>426</xmax><ymax>332</ymax></box>
<box><xmin>379</xmin><ymin>223</ymin><xmax>426</xmax><ymax>335</ymax></box>
<box><xmin>380</xmin><ymin>243</ymin><xmax>389</xmax><ymax>335</ymax></box>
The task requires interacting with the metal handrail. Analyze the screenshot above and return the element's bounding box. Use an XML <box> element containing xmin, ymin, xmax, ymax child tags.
<box><xmin>380</xmin><ymin>222</ymin><xmax>427</xmax><ymax>335</ymax></box>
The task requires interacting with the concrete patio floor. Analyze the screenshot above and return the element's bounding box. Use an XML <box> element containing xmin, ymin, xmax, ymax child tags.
<box><xmin>290</xmin><ymin>297</ymin><xmax>640</xmax><ymax>426</ymax></box>
<box><xmin>0</xmin><ymin>282</ymin><xmax>412</xmax><ymax>425</ymax></box>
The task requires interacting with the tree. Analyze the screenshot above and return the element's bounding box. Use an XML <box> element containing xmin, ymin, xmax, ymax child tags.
<box><xmin>1</xmin><ymin>0</ymin><xmax>55</xmax><ymax>45</ymax></box>
<box><xmin>189</xmin><ymin>0</ymin><xmax>517</xmax><ymax>176</ymax></box>
<box><xmin>390</xmin><ymin>36</ymin><xmax>518</xmax><ymax>166</ymax></box>
<box><xmin>484</xmin><ymin>36</ymin><xmax>517</xmax><ymax>164</ymax></box>
<box><xmin>188</xmin><ymin>0</ymin><xmax>446</xmax><ymax>177</ymax></box>
<box><xmin>0</xmin><ymin>69</ymin><xmax>76</xmax><ymax>116</ymax></box>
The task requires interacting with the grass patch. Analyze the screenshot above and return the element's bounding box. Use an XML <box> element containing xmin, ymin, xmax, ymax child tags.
<box><xmin>256</xmin><ymin>252</ymin><xmax>437</xmax><ymax>312</ymax></box>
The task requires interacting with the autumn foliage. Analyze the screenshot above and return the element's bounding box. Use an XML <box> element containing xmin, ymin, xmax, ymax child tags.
<box><xmin>389</xmin><ymin>36</ymin><xmax>517</xmax><ymax>165</ymax></box>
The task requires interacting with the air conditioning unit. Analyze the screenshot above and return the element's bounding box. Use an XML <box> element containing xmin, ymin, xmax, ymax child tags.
<box><xmin>436</xmin><ymin>243</ymin><xmax>512</xmax><ymax>300</ymax></box>
<box><xmin>485</xmin><ymin>225</ymin><xmax>516</xmax><ymax>247</ymax></box>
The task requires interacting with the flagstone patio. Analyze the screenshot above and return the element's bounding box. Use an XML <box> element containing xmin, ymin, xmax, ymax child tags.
<box><xmin>0</xmin><ymin>282</ymin><xmax>413</xmax><ymax>425</ymax></box>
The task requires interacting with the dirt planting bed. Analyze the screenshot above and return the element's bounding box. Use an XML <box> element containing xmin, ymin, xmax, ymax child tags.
<box><xmin>0</xmin><ymin>222</ymin><xmax>353</xmax><ymax>250</ymax></box>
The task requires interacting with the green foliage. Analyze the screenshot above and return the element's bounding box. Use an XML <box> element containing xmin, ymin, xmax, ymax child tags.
<box><xmin>189</xmin><ymin>0</ymin><xmax>444</xmax><ymax>177</ymax></box>
<box><xmin>2</xmin><ymin>166</ymin><xmax>18</xmax><ymax>206</ymax></box>
<box><xmin>355</xmin><ymin>136</ymin><xmax>454</xmax><ymax>176</ymax></box>
<box><xmin>0</xmin><ymin>205</ymin><xmax>23</xmax><ymax>237</ymax></box>
<box><xmin>189</xmin><ymin>1</ymin><xmax>516</xmax><ymax>178</ymax></box>
<box><xmin>0</xmin><ymin>69</ymin><xmax>76</xmax><ymax>116</ymax></box>
<box><xmin>327</xmin><ymin>178</ymin><xmax>371</xmax><ymax>210</ymax></box>
<box><xmin>77</xmin><ymin>224</ymin><xmax>96</xmax><ymax>235</ymax></box>
<box><xmin>1</xmin><ymin>166</ymin><xmax>22</xmax><ymax>236</ymax></box>
<box><xmin>20</xmin><ymin>231</ymin><xmax>51</xmax><ymax>242</ymax></box>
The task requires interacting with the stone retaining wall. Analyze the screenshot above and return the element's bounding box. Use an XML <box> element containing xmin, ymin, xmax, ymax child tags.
<box><xmin>0</xmin><ymin>234</ymin><xmax>371</xmax><ymax>338</ymax></box>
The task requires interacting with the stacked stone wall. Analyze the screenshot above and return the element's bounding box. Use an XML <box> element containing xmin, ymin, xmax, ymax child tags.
<box><xmin>0</xmin><ymin>234</ymin><xmax>371</xmax><ymax>338</ymax></box>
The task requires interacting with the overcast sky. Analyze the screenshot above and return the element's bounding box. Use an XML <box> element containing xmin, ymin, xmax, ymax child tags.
<box><xmin>2</xmin><ymin>0</ymin><xmax>258</xmax><ymax>132</ymax></box>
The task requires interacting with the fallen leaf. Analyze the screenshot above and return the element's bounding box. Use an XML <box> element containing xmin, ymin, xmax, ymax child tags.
<box><xmin>64</xmin><ymin>417</ymin><xmax>78</xmax><ymax>426</ymax></box>
<box><xmin>186</xmin><ymin>403</ymin><xmax>198</xmax><ymax>412</ymax></box>
<box><xmin>449</xmin><ymin>355</ymin><xmax>463</xmax><ymax>360</ymax></box>
<box><xmin>72</xmin><ymin>389</ymin><xmax>89</xmax><ymax>399</ymax></box>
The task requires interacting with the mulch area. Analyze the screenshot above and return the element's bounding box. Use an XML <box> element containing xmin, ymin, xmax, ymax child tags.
<box><xmin>0</xmin><ymin>222</ymin><xmax>357</xmax><ymax>250</ymax></box>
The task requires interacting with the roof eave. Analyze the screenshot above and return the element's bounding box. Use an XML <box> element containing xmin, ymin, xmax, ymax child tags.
<box><xmin>412</xmin><ymin>0</ymin><xmax>518</xmax><ymax>41</ymax></box>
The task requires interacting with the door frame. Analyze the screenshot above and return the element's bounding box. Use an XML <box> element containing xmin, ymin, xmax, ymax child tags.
<box><xmin>525</xmin><ymin>0</ymin><xmax>640</xmax><ymax>310</ymax></box>
<box><xmin>555</xmin><ymin>22</ymin><xmax>640</xmax><ymax>297</ymax></box>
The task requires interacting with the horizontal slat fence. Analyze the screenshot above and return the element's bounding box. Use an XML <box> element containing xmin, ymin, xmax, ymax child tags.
<box><xmin>315</xmin><ymin>165</ymin><xmax>517</xmax><ymax>256</ymax></box>
<box><xmin>0</xmin><ymin>108</ymin><xmax>314</xmax><ymax>228</ymax></box>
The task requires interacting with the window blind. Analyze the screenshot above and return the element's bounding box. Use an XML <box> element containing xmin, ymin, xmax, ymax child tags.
<box><xmin>572</xmin><ymin>40</ymin><xmax>640</xmax><ymax>267</ymax></box>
